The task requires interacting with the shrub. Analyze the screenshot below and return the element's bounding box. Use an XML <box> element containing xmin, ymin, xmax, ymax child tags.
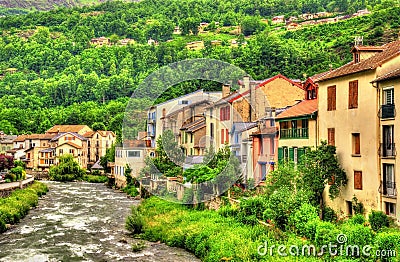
<box><xmin>341</xmin><ymin>223</ymin><xmax>373</xmax><ymax>249</ymax></box>
<box><xmin>238</xmin><ymin>196</ymin><xmax>266</xmax><ymax>220</ymax></box>
<box><xmin>126</xmin><ymin>206</ymin><xmax>144</xmax><ymax>234</ymax></box>
<box><xmin>82</xmin><ymin>175</ymin><xmax>108</xmax><ymax>183</ymax></box>
<box><xmin>288</xmin><ymin>203</ymin><xmax>319</xmax><ymax>236</ymax></box>
<box><xmin>304</xmin><ymin>218</ymin><xmax>320</xmax><ymax>240</ymax></box>
<box><xmin>374</xmin><ymin>232</ymin><xmax>400</xmax><ymax>262</ymax></box>
<box><xmin>322</xmin><ymin>206</ymin><xmax>338</xmax><ymax>222</ymax></box>
<box><xmin>352</xmin><ymin>196</ymin><xmax>365</xmax><ymax>215</ymax></box>
<box><xmin>217</xmin><ymin>205</ymin><xmax>238</xmax><ymax>218</ymax></box>
<box><xmin>369</xmin><ymin>210</ymin><xmax>390</xmax><ymax>232</ymax></box>
<box><xmin>314</xmin><ymin>221</ymin><xmax>340</xmax><ymax>247</ymax></box>
<box><xmin>123</xmin><ymin>185</ymin><xmax>139</xmax><ymax>197</ymax></box>
<box><xmin>348</xmin><ymin>214</ymin><xmax>366</xmax><ymax>225</ymax></box>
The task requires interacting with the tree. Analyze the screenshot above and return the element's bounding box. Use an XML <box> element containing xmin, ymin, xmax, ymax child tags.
<box><xmin>298</xmin><ymin>141</ymin><xmax>348</xmax><ymax>217</ymax></box>
<box><xmin>241</xmin><ymin>16</ymin><xmax>266</xmax><ymax>36</ymax></box>
<box><xmin>100</xmin><ymin>144</ymin><xmax>115</xmax><ymax>173</ymax></box>
<box><xmin>92</xmin><ymin>122</ymin><xmax>106</xmax><ymax>131</ymax></box>
<box><xmin>0</xmin><ymin>154</ymin><xmax>14</xmax><ymax>171</ymax></box>
<box><xmin>49</xmin><ymin>154</ymin><xmax>85</xmax><ymax>181</ymax></box>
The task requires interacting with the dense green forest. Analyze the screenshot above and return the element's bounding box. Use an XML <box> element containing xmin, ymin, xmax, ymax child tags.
<box><xmin>0</xmin><ymin>0</ymin><xmax>399</xmax><ymax>137</ymax></box>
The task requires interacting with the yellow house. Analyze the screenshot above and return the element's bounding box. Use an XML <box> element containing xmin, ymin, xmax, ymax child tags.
<box><xmin>83</xmin><ymin>130</ymin><xmax>116</xmax><ymax>166</ymax></box>
<box><xmin>50</xmin><ymin>132</ymin><xmax>89</xmax><ymax>169</ymax></box>
<box><xmin>316</xmin><ymin>40</ymin><xmax>400</xmax><ymax>218</ymax></box>
<box><xmin>372</xmin><ymin>66</ymin><xmax>400</xmax><ymax>221</ymax></box>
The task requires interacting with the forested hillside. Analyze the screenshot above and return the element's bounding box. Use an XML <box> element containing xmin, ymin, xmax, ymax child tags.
<box><xmin>0</xmin><ymin>0</ymin><xmax>399</xmax><ymax>137</ymax></box>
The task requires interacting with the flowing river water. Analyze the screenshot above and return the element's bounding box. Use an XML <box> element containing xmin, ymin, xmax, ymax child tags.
<box><xmin>0</xmin><ymin>182</ymin><xmax>200</xmax><ymax>262</ymax></box>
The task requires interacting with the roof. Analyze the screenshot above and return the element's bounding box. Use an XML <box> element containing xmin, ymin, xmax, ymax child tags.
<box><xmin>318</xmin><ymin>40</ymin><xmax>400</xmax><ymax>82</ymax></box>
<box><xmin>83</xmin><ymin>131</ymin><xmax>95</xmax><ymax>138</ymax></box>
<box><xmin>252</xmin><ymin>127</ymin><xmax>278</xmax><ymax>136</ymax></box>
<box><xmin>163</xmin><ymin>99</ymin><xmax>211</xmax><ymax>119</ymax></box>
<box><xmin>187</xmin><ymin>121</ymin><xmax>206</xmax><ymax>133</ymax></box>
<box><xmin>372</xmin><ymin>67</ymin><xmax>400</xmax><ymax>83</ymax></box>
<box><xmin>14</xmin><ymin>134</ymin><xmax>55</xmax><ymax>142</ymax></box>
<box><xmin>122</xmin><ymin>140</ymin><xmax>147</xmax><ymax>148</ymax></box>
<box><xmin>46</xmin><ymin>125</ymin><xmax>90</xmax><ymax>134</ymax></box>
<box><xmin>276</xmin><ymin>99</ymin><xmax>318</xmax><ymax>120</ymax></box>
<box><xmin>351</xmin><ymin>46</ymin><xmax>384</xmax><ymax>52</ymax></box>
<box><xmin>40</xmin><ymin>148</ymin><xmax>55</xmax><ymax>153</ymax></box>
<box><xmin>0</xmin><ymin>135</ymin><xmax>17</xmax><ymax>143</ymax></box>
<box><xmin>229</xmin><ymin>74</ymin><xmax>304</xmax><ymax>103</ymax></box>
<box><xmin>309</xmin><ymin>70</ymin><xmax>331</xmax><ymax>82</ymax></box>
<box><xmin>180</xmin><ymin>118</ymin><xmax>204</xmax><ymax>130</ymax></box>
<box><xmin>233</xmin><ymin>122</ymin><xmax>258</xmax><ymax>133</ymax></box>
<box><xmin>91</xmin><ymin>160</ymin><xmax>104</xmax><ymax>170</ymax></box>
<box><xmin>59</xmin><ymin>141</ymin><xmax>83</xmax><ymax>149</ymax></box>
<box><xmin>50</xmin><ymin>132</ymin><xmax>88</xmax><ymax>142</ymax></box>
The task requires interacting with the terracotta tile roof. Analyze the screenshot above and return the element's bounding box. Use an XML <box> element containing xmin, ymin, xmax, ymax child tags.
<box><xmin>60</xmin><ymin>141</ymin><xmax>83</xmax><ymax>149</ymax></box>
<box><xmin>352</xmin><ymin>46</ymin><xmax>384</xmax><ymax>52</ymax></box>
<box><xmin>309</xmin><ymin>70</ymin><xmax>331</xmax><ymax>82</ymax></box>
<box><xmin>46</xmin><ymin>125</ymin><xmax>90</xmax><ymax>133</ymax></box>
<box><xmin>180</xmin><ymin>118</ymin><xmax>204</xmax><ymax>130</ymax></box>
<box><xmin>187</xmin><ymin>121</ymin><xmax>206</xmax><ymax>133</ymax></box>
<box><xmin>163</xmin><ymin>100</ymin><xmax>211</xmax><ymax>118</ymax></box>
<box><xmin>276</xmin><ymin>99</ymin><xmax>318</xmax><ymax>120</ymax></box>
<box><xmin>83</xmin><ymin>131</ymin><xmax>95</xmax><ymax>138</ymax></box>
<box><xmin>233</xmin><ymin>122</ymin><xmax>258</xmax><ymax>133</ymax></box>
<box><xmin>251</xmin><ymin>127</ymin><xmax>278</xmax><ymax>136</ymax></box>
<box><xmin>372</xmin><ymin>67</ymin><xmax>400</xmax><ymax>83</ymax></box>
<box><xmin>122</xmin><ymin>139</ymin><xmax>147</xmax><ymax>148</ymax></box>
<box><xmin>14</xmin><ymin>134</ymin><xmax>55</xmax><ymax>142</ymax></box>
<box><xmin>50</xmin><ymin>132</ymin><xmax>88</xmax><ymax>142</ymax></box>
<box><xmin>318</xmin><ymin>40</ymin><xmax>400</xmax><ymax>82</ymax></box>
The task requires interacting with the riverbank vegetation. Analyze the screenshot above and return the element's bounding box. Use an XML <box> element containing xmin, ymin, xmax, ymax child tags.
<box><xmin>0</xmin><ymin>181</ymin><xmax>48</xmax><ymax>233</ymax></box>
<box><xmin>127</xmin><ymin>142</ymin><xmax>400</xmax><ymax>261</ymax></box>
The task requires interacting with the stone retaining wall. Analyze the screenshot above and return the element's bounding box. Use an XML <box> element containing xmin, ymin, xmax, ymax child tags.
<box><xmin>0</xmin><ymin>175</ymin><xmax>35</xmax><ymax>198</ymax></box>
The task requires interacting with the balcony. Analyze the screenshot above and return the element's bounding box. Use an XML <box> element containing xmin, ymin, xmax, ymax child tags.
<box><xmin>379</xmin><ymin>143</ymin><xmax>396</xmax><ymax>158</ymax></box>
<box><xmin>148</xmin><ymin>118</ymin><xmax>155</xmax><ymax>124</ymax></box>
<box><xmin>147</xmin><ymin>131</ymin><xmax>155</xmax><ymax>137</ymax></box>
<box><xmin>383</xmin><ymin>181</ymin><xmax>396</xmax><ymax>197</ymax></box>
<box><xmin>379</xmin><ymin>104</ymin><xmax>395</xmax><ymax>119</ymax></box>
<box><xmin>280</xmin><ymin>128</ymin><xmax>309</xmax><ymax>139</ymax></box>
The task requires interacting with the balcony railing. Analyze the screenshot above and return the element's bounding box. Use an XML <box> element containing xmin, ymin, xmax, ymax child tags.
<box><xmin>280</xmin><ymin>128</ymin><xmax>309</xmax><ymax>139</ymax></box>
<box><xmin>379</xmin><ymin>143</ymin><xmax>396</xmax><ymax>157</ymax></box>
<box><xmin>147</xmin><ymin>131</ymin><xmax>155</xmax><ymax>137</ymax></box>
<box><xmin>383</xmin><ymin>181</ymin><xmax>396</xmax><ymax>197</ymax></box>
<box><xmin>379</xmin><ymin>104</ymin><xmax>396</xmax><ymax>119</ymax></box>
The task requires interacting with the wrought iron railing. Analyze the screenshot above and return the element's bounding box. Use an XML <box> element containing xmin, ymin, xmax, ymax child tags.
<box><xmin>280</xmin><ymin>128</ymin><xmax>309</xmax><ymax>139</ymax></box>
<box><xmin>379</xmin><ymin>104</ymin><xmax>396</xmax><ymax>119</ymax></box>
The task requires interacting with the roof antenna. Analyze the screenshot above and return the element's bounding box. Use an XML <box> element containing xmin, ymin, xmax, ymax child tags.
<box><xmin>354</xmin><ymin>36</ymin><xmax>363</xmax><ymax>46</ymax></box>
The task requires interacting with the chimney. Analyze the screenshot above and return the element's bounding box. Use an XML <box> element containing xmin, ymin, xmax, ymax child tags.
<box><xmin>222</xmin><ymin>83</ymin><xmax>230</xmax><ymax>98</ymax></box>
<box><xmin>241</xmin><ymin>75</ymin><xmax>250</xmax><ymax>93</ymax></box>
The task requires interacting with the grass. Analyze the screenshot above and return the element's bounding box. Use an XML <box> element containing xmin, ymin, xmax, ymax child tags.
<box><xmin>0</xmin><ymin>181</ymin><xmax>48</xmax><ymax>233</ymax></box>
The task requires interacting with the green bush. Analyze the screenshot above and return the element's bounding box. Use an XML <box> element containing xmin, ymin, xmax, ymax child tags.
<box><xmin>217</xmin><ymin>205</ymin><xmax>238</xmax><ymax>218</ymax></box>
<box><xmin>82</xmin><ymin>175</ymin><xmax>108</xmax><ymax>183</ymax></box>
<box><xmin>238</xmin><ymin>196</ymin><xmax>266</xmax><ymax>220</ymax></box>
<box><xmin>122</xmin><ymin>185</ymin><xmax>139</xmax><ymax>197</ymax></box>
<box><xmin>125</xmin><ymin>206</ymin><xmax>144</xmax><ymax>234</ymax></box>
<box><xmin>314</xmin><ymin>221</ymin><xmax>340</xmax><ymax>247</ymax></box>
<box><xmin>288</xmin><ymin>203</ymin><xmax>319</xmax><ymax>236</ymax></box>
<box><xmin>0</xmin><ymin>182</ymin><xmax>48</xmax><ymax>232</ymax></box>
<box><xmin>348</xmin><ymin>214</ymin><xmax>366</xmax><ymax>225</ymax></box>
<box><xmin>304</xmin><ymin>218</ymin><xmax>320</xmax><ymax>240</ymax></box>
<box><xmin>341</xmin><ymin>223</ymin><xmax>373</xmax><ymax>249</ymax></box>
<box><xmin>374</xmin><ymin>232</ymin><xmax>400</xmax><ymax>262</ymax></box>
<box><xmin>369</xmin><ymin>210</ymin><xmax>390</xmax><ymax>232</ymax></box>
<box><xmin>322</xmin><ymin>206</ymin><xmax>338</xmax><ymax>222</ymax></box>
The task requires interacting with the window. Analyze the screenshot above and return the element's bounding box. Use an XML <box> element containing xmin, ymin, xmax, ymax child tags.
<box><xmin>385</xmin><ymin>202</ymin><xmax>396</xmax><ymax>216</ymax></box>
<box><xmin>352</xmin><ymin>133</ymin><xmax>360</xmax><ymax>155</ymax></box>
<box><xmin>383</xmin><ymin>88</ymin><xmax>394</xmax><ymax>105</ymax></box>
<box><xmin>283</xmin><ymin>147</ymin><xmax>288</xmax><ymax>161</ymax></box>
<box><xmin>210</xmin><ymin>123</ymin><xmax>214</xmax><ymax>139</ymax></box>
<box><xmin>293</xmin><ymin>147</ymin><xmax>298</xmax><ymax>164</ymax></box>
<box><xmin>382</xmin><ymin>125</ymin><xmax>394</xmax><ymax>157</ymax></box>
<box><xmin>383</xmin><ymin>164</ymin><xmax>395</xmax><ymax>196</ymax></box>
<box><xmin>128</xmin><ymin>150</ymin><xmax>141</xmax><ymax>157</ymax></box>
<box><xmin>220</xmin><ymin>106</ymin><xmax>230</xmax><ymax>121</ymax></box>
<box><xmin>221</xmin><ymin>129</ymin><xmax>224</xmax><ymax>144</ymax></box>
<box><xmin>354</xmin><ymin>171</ymin><xmax>363</xmax><ymax>190</ymax></box>
<box><xmin>327</xmin><ymin>85</ymin><xmax>336</xmax><ymax>111</ymax></box>
<box><xmin>179</xmin><ymin>100</ymin><xmax>189</xmax><ymax>105</ymax></box>
<box><xmin>354</xmin><ymin>53</ymin><xmax>360</xmax><ymax>63</ymax></box>
<box><xmin>348</xmin><ymin>80</ymin><xmax>358</xmax><ymax>109</ymax></box>
<box><xmin>190</xmin><ymin>148</ymin><xmax>193</xmax><ymax>155</ymax></box>
<box><xmin>210</xmin><ymin>108</ymin><xmax>213</xmax><ymax>118</ymax></box>
<box><xmin>302</xmin><ymin>119</ymin><xmax>308</xmax><ymax>129</ymax></box>
<box><xmin>225</xmin><ymin>129</ymin><xmax>229</xmax><ymax>143</ymax></box>
<box><xmin>328</xmin><ymin>128</ymin><xmax>335</xmax><ymax>146</ymax></box>
<box><xmin>59</xmin><ymin>149</ymin><xmax>63</xmax><ymax>155</ymax></box>
<box><xmin>69</xmin><ymin>149</ymin><xmax>74</xmax><ymax>155</ymax></box>
<box><xmin>270</xmin><ymin>138</ymin><xmax>275</xmax><ymax>155</ymax></box>
<box><xmin>346</xmin><ymin>201</ymin><xmax>353</xmax><ymax>216</ymax></box>
<box><xmin>190</xmin><ymin>133</ymin><xmax>193</xmax><ymax>143</ymax></box>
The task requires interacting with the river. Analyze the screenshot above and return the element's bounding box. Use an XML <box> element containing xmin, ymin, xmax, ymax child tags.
<box><xmin>0</xmin><ymin>182</ymin><xmax>200</xmax><ymax>262</ymax></box>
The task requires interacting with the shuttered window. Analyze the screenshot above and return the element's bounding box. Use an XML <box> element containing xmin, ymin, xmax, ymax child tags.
<box><xmin>352</xmin><ymin>133</ymin><xmax>360</xmax><ymax>155</ymax></box>
<box><xmin>221</xmin><ymin>129</ymin><xmax>224</xmax><ymax>144</ymax></box>
<box><xmin>354</xmin><ymin>171</ymin><xmax>363</xmax><ymax>190</ymax></box>
<box><xmin>327</xmin><ymin>85</ymin><xmax>336</xmax><ymax>111</ymax></box>
<box><xmin>225</xmin><ymin>129</ymin><xmax>229</xmax><ymax>143</ymax></box>
<box><xmin>328</xmin><ymin>128</ymin><xmax>335</xmax><ymax>146</ymax></box>
<box><xmin>278</xmin><ymin>147</ymin><xmax>283</xmax><ymax>162</ymax></box>
<box><xmin>384</xmin><ymin>88</ymin><xmax>394</xmax><ymax>105</ymax></box>
<box><xmin>349</xmin><ymin>80</ymin><xmax>358</xmax><ymax>109</ymax></box>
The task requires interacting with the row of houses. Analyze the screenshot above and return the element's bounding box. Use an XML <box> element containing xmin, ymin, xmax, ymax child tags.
<box><xmin>3</xmin><ymin>125</ymin><xmax>116</xmax><ymax>172</ymax></box>
<box><xmin>116</xmin><ymin>39</ymin><xmax>400</xmax><ymax>221</ymax></box>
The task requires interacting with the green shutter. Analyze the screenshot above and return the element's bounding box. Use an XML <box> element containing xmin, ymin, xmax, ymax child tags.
<box><xmin>298</xmin><ymin>148</ymin><xmax>305</xmax><ymax>162</ymax></box>
<box><xmin>278</xmin><ymin>147</ymin><xmax>283</xmax><ymax>162</ymax></box>
<box><xmin>289</xmin><ymin>147</ymin><xmax>294</xmax><ymax>161</ymax></box>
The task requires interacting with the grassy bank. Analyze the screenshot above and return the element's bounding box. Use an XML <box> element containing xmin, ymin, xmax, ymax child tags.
<box><xmin>0</xmin><ymin>181</ymin><xmax>48</xmax><ymax>233</ymax></box>
<box><xmin>127</xmin><ymin>197</ymin><xmax>400</xmax><ymax>262</ymax></box>
<box><xmin>81</xmin><ymin>174</ymin><xmax>108</xmax><ymax>183</ymax></box>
